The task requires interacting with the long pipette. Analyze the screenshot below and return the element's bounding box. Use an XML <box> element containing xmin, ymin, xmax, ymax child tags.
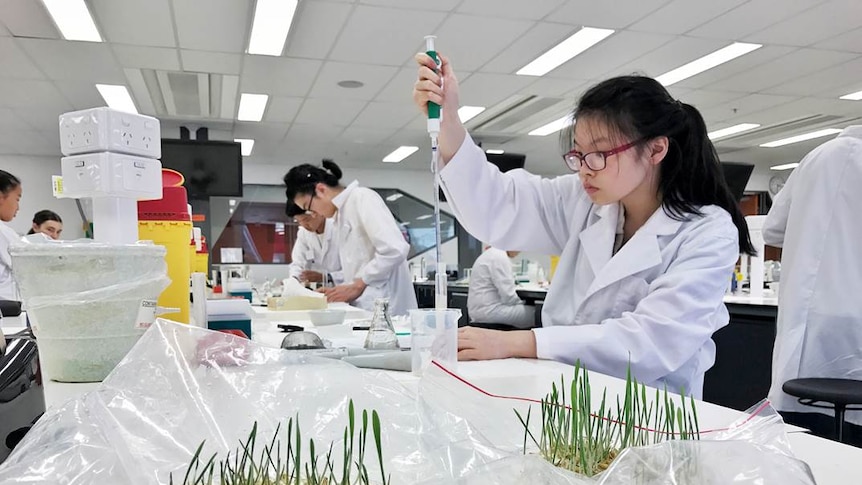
<box><xmin>425</xmin><ymin>35</ymin><xmax>448</xmax><ymax>349</ymax></box>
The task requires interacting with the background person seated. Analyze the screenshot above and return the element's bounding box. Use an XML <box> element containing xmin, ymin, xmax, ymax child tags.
<box><xmin>467</xmin><ymin>247</ymin><xmax>534</xmax><ymax>329</ymax></box>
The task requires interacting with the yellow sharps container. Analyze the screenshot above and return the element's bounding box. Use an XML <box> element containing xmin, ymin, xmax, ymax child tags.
<box><xmin>137</xmin><ymin>172</ymin><xmax>191</xmax><ymax>323</ymax></box>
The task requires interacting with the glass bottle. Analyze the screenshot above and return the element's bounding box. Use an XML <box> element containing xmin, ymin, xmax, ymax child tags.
<box><xmin>364</xmin><ymin>298</ymin><xmax>400</xmax><ymax>350</ymax></box>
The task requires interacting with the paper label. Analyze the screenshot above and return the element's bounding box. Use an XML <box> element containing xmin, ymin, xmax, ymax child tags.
<box><xmin>52</xmin><ymin>175</ymin><xmax>63</xmax><ymax>197</ymax></box>
<box><xmin>135</xmin><ymin>299</ymin><xmax>158</xmax><ymax>330</ymax></box>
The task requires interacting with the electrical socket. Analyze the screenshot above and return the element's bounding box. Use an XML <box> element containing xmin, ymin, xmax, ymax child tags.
<box><xmin>59</xmin><ymin>108</ymin><xmax>161</xmax><ymax>159</ymax></box>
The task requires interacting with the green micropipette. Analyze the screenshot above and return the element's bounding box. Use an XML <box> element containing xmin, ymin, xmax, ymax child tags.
<box><xmin>425</xmin><ymin>35</ymin><xmax>448</xmax><ymax>346</ymax></box>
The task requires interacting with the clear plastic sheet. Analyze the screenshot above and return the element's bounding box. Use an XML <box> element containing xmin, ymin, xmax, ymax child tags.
<box><xmin>0</xmin><ymin>320</ymin><xmax>816</xmax><ymax>484</ymax></box>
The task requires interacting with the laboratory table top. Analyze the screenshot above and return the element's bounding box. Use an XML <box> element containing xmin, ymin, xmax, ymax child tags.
<box><xmin>2</xmin><ymin>313</ymin><xmax>857</xmax><ymax>484</ymax></box>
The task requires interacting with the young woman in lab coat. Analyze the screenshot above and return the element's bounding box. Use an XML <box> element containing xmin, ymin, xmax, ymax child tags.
<box><xmin>0</xmin><ymin>170</ymin><xmax>22</xmax><ymax>301</ymax></box>
<box><xmin>285</xmin><ymin>203</ymin><xmax>343</xmax><ymax>286</ymax></box>
<box><xmin>763</xmin><ymin>126</ymin><xmax>862</xmax><ymax>431</ymax></box>
<box><xmin>283</xmin><ymin>161</ymin><xmax>418</xmax><ymax>316</ymax></box>
<box><xmin>413</xmin><ymin>54</ymin><xmax>754</xmax><ymax>397</ymax></box>
<box><xmin>27</xmin><ymin>210</ymin><xmax>63</xmax><ymax>240</ymax></box>
<box><xmin>468</xmin><ymin>247</ymin><xmax>534</xmax><ymax>329</ymax></box>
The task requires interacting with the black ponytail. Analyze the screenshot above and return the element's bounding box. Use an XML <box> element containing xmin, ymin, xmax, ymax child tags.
<box><xmin>283</xmin><ymin>159</ymin><xmax>343</xmax><ymax>202</ymax></box>
<box><xmin>569</xmin><ymin>76</ymin><xmax>755</xmax><ymax>255</ymax></box>
<box><xmin>27</xmin><ymin>209</ymin><xmax>62</xmax><ymax>234</ymax></box>
<box><xmin>0</xmin><ymin>170</ymin><xmax>21</xmax><ymax>195</ymax></box>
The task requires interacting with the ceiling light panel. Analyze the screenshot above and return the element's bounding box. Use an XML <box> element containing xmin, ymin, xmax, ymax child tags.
<box><xmin>41</xmin><ymin>0</ymin><xmax>102</xmax><ymax>42</ymax></box>
<box><xmin>656</xmin><ymin>42</ymin><xmax>761</xmax><ymax>86</ymax></box>
<box><xmin>248</xmin><ymin>0</ymin><xmax>299</xmax><ymax>56</ymax></box>
<box><xmin>517</xmin><ymin>27</ymin><xmax>615</xmax><ymax>77</ymax></box>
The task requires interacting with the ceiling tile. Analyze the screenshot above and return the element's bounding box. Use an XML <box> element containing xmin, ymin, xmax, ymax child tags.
<box><xmin>112</xmin><ymin>45</ymin><xmax>180</xmax><ymax>71</ymax></box>
<box><xmin>815</xmin><ymin>27</ymin><xmax>862</xmax><ymax>54</ymax></box>
<box><xmin>54</xmin><ymin>81</ymin><xmax>111</xmax><ymax>111</ymax></box>
<box><xmin>375</xmin><ymin>67</ymin><xmax>422</xmax><ymax>103</ymax></box>
<box><xmin>675</xmin><ymin>89</ymin><xmax>745</xmax><ymax>111</ymax></box>
<box><xmin>91</xmin><ymin>0</ymin><xmax>175</xmax><ymax>47</ymax></box>
<box><xmin>293</xmin><ymin>98</ymin><xmax>368</xmax><ymax>126</ymax></box>
<box><xmin>284</xmin><ymin>123</ymin><xmax>345</xmax><ymax>145</ymax></box>
<box><xmin>433</xmin><ymin>14</ymin><xmax>534</xmax><ymax>72</ymax></box>
<box><xmin>307</xmin><ymin>61</ymin><xmax>398</xmax><ymax>100</ymax></box>
<box><xmin>0</xmin><ymin>129</ymin><xmax>55</xmax><ymax>156</ymax></box>
<box><xmin>265</xmin><ymin>97</ymin><xmax>303</xmax><ymax>123</ymax></box>
<box><xmin>0</xmin><ymin>38</ymin><xmax>46</xmax><ymax>79</ymax></box>
<box><xmin>232</xmin><ymin>121</ymin><xmax>289</xmax><ymax>141</ymax></box>
<box><xmin>548</xmin><ymin>30</ymin><xmax>676</xmax><ymax>80</ymax></box>
<box><xmin>522</xmin><ymin>77</ymin><xmax>587</xmax><ymax>98</ymax></box>
<box><xmin>741</xmin><ymin>97</ymin><xmax>855</xmax><ymax>127</ymax></box>
<box><xmin>548</xmin><ymin>0</ymin><xmax>673</xmax><ymax>29</ymax></box>
<box><xmin>458</xmin><ymin>72</ymin><xmax>537</xmax><ymax>107</ymax></box>
<box><xmin>284</xmin><ymin>1</ymin><xmax>352</xmax><ymax>59</ymax></box>
<box><xmin>0</xmin><ymin>108</ymin><xmax>26</xmax><ymax>130</ymax></box>
<box><xmin>240</xmin><ymin>57</ymin><xmax>323</xmax><ymax>96</ymax></box>
<box><xmin>0</xmin><ymin>79</ymin><xmax>72</xmax><ymax>110</ymax></box>
<box><xmin>0</xmin><ymin>0</ymin><xmax>60</xmax><ymax>39</ymax></box>
<box><xmin>688</xmin><ymin>0</ymin><xmax>827</xmax><ymax>40</ymax></box>
<box><xmin>340</xmin><ymin>126</ymin><xmax>397</xmax><ymax>145</ymax></box>
<box><xmin>673</xmin><ymin>45</ymin><xmax>796</xmax><ymax>90</ymax></box>
<box><xmin>763</xmin><ymin>57</ymin><xmax>862</xmax><ymax>97</ymax></box>
<box><xmin>602</xmin><ymin>36</ymin><xmax>727</xmax><ymax>79</ymax></box>
<box><xmin>456</xmin><ymin>0</ymin><xmax>566</xmax><ymax>20</ymax></box>
<box><xmin>180</xmin><ymin>50</ymin><xmax>242</xmax><ymax>75</ymax></box>
<box><xmin>699</xmin><ymin>93</ymin><xmax>799</xmax><ymax>123</ymax></box>
<box><xmin>744</xmin><ymin>1</ymin><xmax>862</xmax><ymax>47</ymax></box>
<box><xmin>17</xmin><ymin>39</ymin><xmax>125</xmax><ymax>83</ymax></box>
<box><xmin>12</xmin><ymin>106</ymin><xmax>63</xmax><ymax>131</ymax></box>
<box><xmin>354</xmin><ymin>0</ymin><xmax>460</xmax><ymax>11</ymax></box>
<box><xmin>629</xmin><ymin>0</ymin><xmax>747</xmax><ymax>34</ymax></box>
<box><xmin>703</xmin><ymin>48</ymin><xmax>859</xmax><ymax>93</ymax></box>
<box><xmin>329</xmin><ymin>5</ymin><xmax>447</xmax><ymax>66</ymax></box>
<box><xmin>173</xmin><ymin>0</ymin><xmax>251</xmax><ymax>53</ymax></box>
<box><xmin>352</xmin><ymin>101</ymin><xmax>417</xmax><ymax>130</ymax></box>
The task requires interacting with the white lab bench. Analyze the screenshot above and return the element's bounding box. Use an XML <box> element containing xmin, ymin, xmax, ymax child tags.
<box><xmin>3</xmin><ymin>312</ymin><xmax>860</xmax><ymax>484</ymax></box>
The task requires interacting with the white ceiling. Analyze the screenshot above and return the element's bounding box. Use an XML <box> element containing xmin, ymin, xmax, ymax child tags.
<box><xmin>0</xmin><ymin>0</ymin><xmax>860</xmax><ymax>176</ymax></box>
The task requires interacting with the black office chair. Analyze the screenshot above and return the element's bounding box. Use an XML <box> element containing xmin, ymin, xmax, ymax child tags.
<box><xmin>783</xmin><ymin>378</ymin><xmax>862</xmax><ymax>443</ymax></box>
<box><xmin>449</xmin><ymin>292</ymin><xmax>470</xmax><ymax>327</ymax></box>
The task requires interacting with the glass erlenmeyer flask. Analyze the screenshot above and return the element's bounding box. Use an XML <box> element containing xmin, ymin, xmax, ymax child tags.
<box><xmin>364</xmin><ymin>298</ymin><xmax>400</xmax><ymax>350</ymax></box>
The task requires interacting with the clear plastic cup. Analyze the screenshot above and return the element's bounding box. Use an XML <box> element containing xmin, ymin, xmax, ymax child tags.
<box><xmin>409</xmin><ymin>308</ymin><xmax>461</xmax><ymax>376</ymax></box>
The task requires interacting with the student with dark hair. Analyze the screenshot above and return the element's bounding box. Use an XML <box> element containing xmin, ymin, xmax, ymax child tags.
<box><xmin>283</xmin><ymin>161</ymin><xmax>417</xmax><ymax>315</ymax></box>
<box><xmin>27</xmin><ymin>209</ymin><xmax>63</xmax><ymax>240</ymax></box>
<box><xmin>285</xmin><ymin>202</ymin><xmax>342</xmax><ymax>286</ymax></box>
<box><xmin>412</xmin><ymin>54</ymin><xmax>752</xmax><ymax>397</ymax></box>
<box><xmin>0</xmin><ymin>170</ymin><xmax>22</xmax><ymax>300</ymax></box>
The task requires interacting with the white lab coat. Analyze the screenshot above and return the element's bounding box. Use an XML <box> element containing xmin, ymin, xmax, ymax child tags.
<box><xmin>468</xmin><ymin>248</ymin><xmax>534</xmax><ymax>328</ymax></box>
<box><xmin>440</xmin><ymin>135</ymin><xmax>739</xmax><ymax>398</ymax></box>
<box><xmin>0</xmin><ymin>222</ymin><xmax>20</xmax><ymax>300</ymax></box>
<box><xmin>332</xmin><ymin>181</ymin><xmax>418</xmax><ymax>316</ymax></box>
<box><xmin>288</xmin><ymin>219</ymin><xmax>343</xmax><ymax>285</ymax></box>
<box><xmin>763</xmin><ymin>126</ymin><xmax>862</xmax><ymax>425</ymax></box>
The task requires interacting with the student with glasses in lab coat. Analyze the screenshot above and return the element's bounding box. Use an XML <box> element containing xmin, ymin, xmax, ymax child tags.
<box><xmin>283</xmin><ymin>161</ymin><xmax>417</xmax><ymax>316</ymax></box>
<box><xmin>285</xmin><ymin>203</ymin><xmax>343</xmax><ymax>288</ymax></box>
<box><xmin>413</xmin><ymin>54</ymin><xmax>754</xmax><ymax>398</ymax></box>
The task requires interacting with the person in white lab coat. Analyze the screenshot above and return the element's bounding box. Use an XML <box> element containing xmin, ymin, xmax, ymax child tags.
<box><xmin>0</xmin><ymin>170</ymin><xmax>23</xmax><ymax>301</ymax></box>
<box><xmin>468</xmin><ymin>247</ymin><xmax>534</xmax><ymax>329</ymax></box>
<box><xmin>763</xmin><ymin>126</ymin><xmax>862</xmax><ymax>435</ymax></box>
<box><xmin>285</xmin><ymin>203</ymin><xmax>343</xmax><ymax>286</ymax></box>
<box><xmin>27</xmin><ymin>210</ymin><xmax>63</xmax><ymax>240</ymax></box>
<box><xmin>413</xmin><ymin>54</ymin><xmax>754</xmax><ymax>397</ymax></box>
<box><xmin>283</xmin><ymin>160</ymin><xmax>418</xmax><ymax>316</ymax></box>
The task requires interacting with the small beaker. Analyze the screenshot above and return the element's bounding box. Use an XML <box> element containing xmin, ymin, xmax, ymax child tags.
<box><xmin>409</xmin><ymin>308</ymin><xmax>461</xmax><ymax>376</ymax></box>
